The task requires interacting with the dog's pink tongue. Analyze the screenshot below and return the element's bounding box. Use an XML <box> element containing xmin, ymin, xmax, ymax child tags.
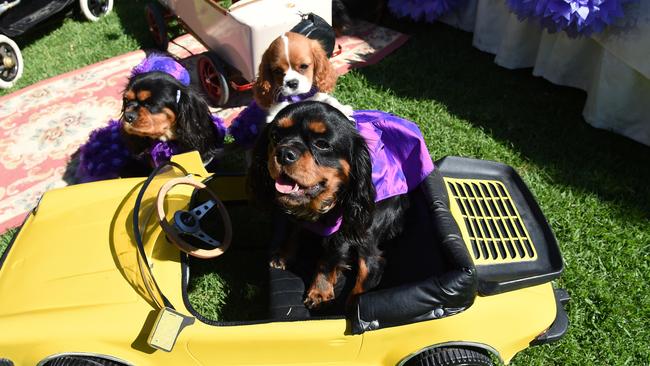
<box><xmin>275</xmin><ymin>175</ymin><xmax>299</xmax><ymax>194</ymax></box>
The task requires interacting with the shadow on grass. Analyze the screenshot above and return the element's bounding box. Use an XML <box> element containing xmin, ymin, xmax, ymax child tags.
<box><xmin>358</xmin><ymin>22</ymin><xmax>650</xmax><ymax>218</ymax></box>
<box><xmin>12</xmin><ymin>11</ymin><xmax>71</xmax><ymax>48</ymax></box>
<box><xmin>112</xmin><ymin>0</ymin><xmax>186</xmax><ymax>52</ymax></box>
<box><xmin>186</xmin><ymin>204</ymin><xmax>272</xmax><ymax>322</ymax></box>
<box><xmin>111</xmin><ymin>0</ymin><xmax>156</xmax><ymax>49</ymax></box>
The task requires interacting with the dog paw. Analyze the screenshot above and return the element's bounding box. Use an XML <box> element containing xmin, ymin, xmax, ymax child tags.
<box><xmin>304</xmin><ymin>285</ymin><xmax>335</xmax><ymax>309</ymax></box>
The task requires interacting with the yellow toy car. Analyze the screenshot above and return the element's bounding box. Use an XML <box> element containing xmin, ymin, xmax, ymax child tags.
<box><xmin>0</xmin><ymin>152</ymin><xmax>568</xmax><ymax>366</ymax></box>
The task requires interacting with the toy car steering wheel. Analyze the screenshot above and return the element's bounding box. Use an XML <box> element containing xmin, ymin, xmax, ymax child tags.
<box><xmin>156</xmin><ymin>176</ymin><xmax>232</xmax><ymax>258</ymax></box>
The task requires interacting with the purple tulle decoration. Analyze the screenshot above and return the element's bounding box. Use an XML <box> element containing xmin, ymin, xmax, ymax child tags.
<box><xmin>76</xmin><ymin>115</ymin><xmax>226</xmax><ymax>183</ymax></box>
<box><xmin>228</xmin><ymin>101</ymin><xmax>267</xmax><ymax>148</ymax></box>
<box><xmin>212</xmin><ymin>114</ymin><xmax>227</xmax><ymax>143</ymax></box>
<box><xmin>506</xmin><ymin>0</ymin><xmax>636</xmax><ymax>37</ymax></box>
<box><xmin>131</xmin><ymin>54</ymin><xmax>191</xmax><ymax>85</ymax></box>
<box><xmin>388</xmin><ymin>0</ymin><xmax>466</xmax><ymax>22</ymax></box>
<box><xmin>150</xmin><ymin>141</ymin><xmax>181</xmax><ymax>167</ymax></box>
<box><xmin>75</xmin><ymin>120</ymin><xmax>131</xmax><ymax>183</ymax></box>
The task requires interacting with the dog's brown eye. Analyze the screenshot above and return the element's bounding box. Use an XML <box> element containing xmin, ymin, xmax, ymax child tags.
<box><xmin>272</xmin><ymin>68</ymin><xmax>284</xmax><ymax>76</ymax></box>
<box><xmin>299</xmin><ymin>63</ymin><xmax>309</xmax><ymax>70</ymax></box>
<box><xmin>313</xmin><ymin>139</ymin><xmax>331</xmax><ymax>150</ymax></box>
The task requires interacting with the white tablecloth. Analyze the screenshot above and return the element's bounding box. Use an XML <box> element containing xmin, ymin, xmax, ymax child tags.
<box><xmin>439</xmin><ymin>0</ymin><xmax>650</xmax><ymax>146</ymax></box>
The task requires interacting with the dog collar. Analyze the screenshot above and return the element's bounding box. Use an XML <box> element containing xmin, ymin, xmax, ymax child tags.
<box><xmin>302</xmin><ymin>110</ymin><xmax>435</xmax><ymax>237</ymax></box>
<box><xmin>276</xmin><ymin>85</ymin><xmax>318</xmax><ymax>103</ymax></box>
<box><xmin>302</xmin><ymin>208</ymin><xmax>344</xmax><ymax>237</ymax></box>
<box><xmin>148</xmin><ymin>114</ymin><xmax>226</xmax><ymax>166</ymax></box>
<box><xmin>131</xmin><ymin>54</ymin><xmax>191</xmax><ymax>86</ymax></box>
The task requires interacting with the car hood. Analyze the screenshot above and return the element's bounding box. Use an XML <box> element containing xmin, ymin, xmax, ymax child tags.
<box><xmin>0</xmin><ymin>153</ymin><xmax>210</xmax><ymax>319</ymax></box>
<box><xmin>0</xmin><ymin>177</ymin><xmax>152</xmax><ymax>317</ymax></box>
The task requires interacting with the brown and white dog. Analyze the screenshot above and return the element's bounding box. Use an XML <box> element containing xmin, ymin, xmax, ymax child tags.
<box><xmin>254</xmin><ymin>32</ymin><xmax>354</xmax><ymax>123</ymax></box>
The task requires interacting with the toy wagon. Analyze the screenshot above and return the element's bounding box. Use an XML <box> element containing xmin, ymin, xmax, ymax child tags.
<box><xmin>143</xmin><ymin>0</ymin><xmax>333</xmax><ymax>106</ymax></box>
<box><xmin>0</xmin><ymin>152</ymin><xmax>569</xmax><ymax>366</ymax></box>
<box><xmin>0</xmin><ymin>0</ymin><xmax>113</xmax><ymax>89</ymax></box>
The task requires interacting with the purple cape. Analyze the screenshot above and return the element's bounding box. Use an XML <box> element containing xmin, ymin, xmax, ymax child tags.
<box><xmin>302</xmin><ymin>110</ymin><xmax>435</xmax><ymax>236</ymax></box>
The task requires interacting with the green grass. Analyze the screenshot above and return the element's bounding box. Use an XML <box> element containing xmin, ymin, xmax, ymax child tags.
<box><xmin>1</xmin><ymin>3</ymin><xmax>650</xmax><ymax>364</ymax></box>
<box><xmin>333</xmin><ymin>23</ymin><xmax>650</xmax><ymax>365</ymax></box>
<box><xmin>0</xmin><ymin>0</ymin><xmax>155</xmax><ymax>96</ymax></box>
<box><xmin>0</xmin><ymin>228</ymin><xmax>17</xmax><ymax>258</ymax></box>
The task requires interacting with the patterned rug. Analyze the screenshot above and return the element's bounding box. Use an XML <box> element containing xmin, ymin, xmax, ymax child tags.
<box><xmin>0</xmin><ymin>23</ymin><xmax>408</xmax><ymax>232</ymax></box>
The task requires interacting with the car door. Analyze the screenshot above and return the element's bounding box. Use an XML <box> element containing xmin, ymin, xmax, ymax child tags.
<box><xmin>187</xmin><ymin>318</ymin><xmax>362</xmax><ymax>365</ymax></box>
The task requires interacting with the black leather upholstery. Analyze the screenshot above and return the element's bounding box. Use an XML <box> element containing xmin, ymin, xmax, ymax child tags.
<box><xmin>350</xmin><ymin>169</ymin><xmax>478</xmax><ymax>334</ymax></box>
<box><xmin>267</xmin><ymin>168</ymin><xmax>478</xmax><ymax>331</ymax></box>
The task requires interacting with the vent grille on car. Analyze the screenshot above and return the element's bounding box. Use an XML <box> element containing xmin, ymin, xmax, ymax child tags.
<box><xmin>444</xmin><ymin>178</ymin><xmax>537</xmax><ymax>265</ymax></box>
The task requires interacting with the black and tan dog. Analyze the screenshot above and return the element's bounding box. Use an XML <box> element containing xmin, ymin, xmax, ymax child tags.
<box><xmin>75</xmin><ymin>55</ymin><xmax>225</xmax><ymax>182</ymax></box>
<box><xmin>248</xmin><ymin>101</ymin><xmax>410</xmax><ymax>309</ymax></box>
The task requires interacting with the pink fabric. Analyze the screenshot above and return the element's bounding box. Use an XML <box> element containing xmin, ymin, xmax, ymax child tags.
<box><xmin>0</xmin><ymin>24</ymin><xmax>409</xmax><ymax>232</ymax></box>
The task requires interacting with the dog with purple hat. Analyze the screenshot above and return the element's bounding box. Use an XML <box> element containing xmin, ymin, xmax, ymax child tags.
<box><xmin>75</xmin><ymin>54</ymin><xmax>226</xmax><ymax>183</ymax></box>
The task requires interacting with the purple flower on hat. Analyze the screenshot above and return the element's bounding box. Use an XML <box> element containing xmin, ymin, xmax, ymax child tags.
<box><xmin>131</xmin><ymin>54</ymin><xmax>191</xmax><ymax>86</ymax></box>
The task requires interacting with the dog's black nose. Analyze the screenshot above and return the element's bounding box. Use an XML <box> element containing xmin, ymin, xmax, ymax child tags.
<box><xmin>285</xmin><ymin>79</ymin><xmax>299</xmax><ymax>89</ymax></box>
<box><xmin>277</xmin><ymin>146</ymin><xmax>299</xmax><ymax>165</ymax></box>
<box><xmin>124</xmin><ymin>111</ymin><xmax>138</xmax><ymax>123</ymax></box>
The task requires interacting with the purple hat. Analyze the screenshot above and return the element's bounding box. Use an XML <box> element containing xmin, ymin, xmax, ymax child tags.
<box><xmin>131</xmin><ymin>54</ymin><xmax>191</xmax><ymax>86</ymax></box>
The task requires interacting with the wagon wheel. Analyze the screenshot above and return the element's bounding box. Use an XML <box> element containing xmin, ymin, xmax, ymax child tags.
<box><xmin>78</xmin><ymin>0</ymin><xmax>114</xmax><ymax>22</ymax></box>
<box><xmin>145</xmin><ymin>2</ymin><xmax>169</xmax><ymax>51</ymax></box>
<box><xmin>0</xmin><ymin>35</ymin><xmax>23</xmax><ymax>89</ymax></box>
<box><xmin>197</xmin><ymin>54</ymin><xmax>230</xmax><ymax>107</ymax></box>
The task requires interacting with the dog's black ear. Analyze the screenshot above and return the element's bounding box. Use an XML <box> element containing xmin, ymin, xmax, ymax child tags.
<box><xmin>340</xmin><ymin>134</ymin><xmax>375</xmax><ymax>241</ymax></box>
<box><xmin>174</xmin><ymin>86</ymin><xmax>221</xmax><ymax>158</ymax></box>
<box><xmin>247</xmin><ymin>123</ymin><xmax>275</xmax><ymax>209</ymax></box>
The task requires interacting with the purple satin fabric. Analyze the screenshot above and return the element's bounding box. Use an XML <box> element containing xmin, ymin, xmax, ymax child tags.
<box><xmin>303</xmin><ymin>110</ymin><xmax>435</xmax><ymax>236</ymax></box>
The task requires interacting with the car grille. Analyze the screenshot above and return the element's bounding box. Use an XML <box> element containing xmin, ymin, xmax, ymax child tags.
<box><xmin>444</xmin><ymin>178</ymin><xmax>537</xmax><ymax>265</ymax></box>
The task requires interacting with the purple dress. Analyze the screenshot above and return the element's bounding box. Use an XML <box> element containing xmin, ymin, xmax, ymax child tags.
<box><xmin>303</xmin><ymin>110</ymin><xmax>435</xmax><ymax>236</ymax></box>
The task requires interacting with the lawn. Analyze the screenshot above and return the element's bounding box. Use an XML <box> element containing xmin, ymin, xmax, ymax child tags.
<box><xmin>0</xmin><ymin>0</ymin><xmax>155</xmax><ymax>96</ymax></box>
<box><xmin>1</xmin><ymin>2</ymin><xmax>649</xmax><ymax>365</ymax></box>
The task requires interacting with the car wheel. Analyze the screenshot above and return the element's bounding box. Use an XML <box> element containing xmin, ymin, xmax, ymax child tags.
<box><xmin>78</xmin><ymin>0</ymin><xmax>114</xmax><ymax>22</ymax></box>
<box><xmin>42</xmin><ymin>355</ymin><xmax>127</xmax><ymax>366</ymax></box>
<box><xmin>0</xmin><ymin>35</ymin><xmax>23</xmax><ymax>89</ymax></box>
<box><xmin>197</xmin><ymin>53</ymin><xmax>230</xmax><ymax>107</ymax></box>
<box><xmin>145</xmin><ymin>2</ymin><xmax>169</xmax><ymax>51</ymax></box>
<box><xmin>404</xmin><ymin>347</ymin><xmax>493</xmax><ymax>366</ymax></box>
